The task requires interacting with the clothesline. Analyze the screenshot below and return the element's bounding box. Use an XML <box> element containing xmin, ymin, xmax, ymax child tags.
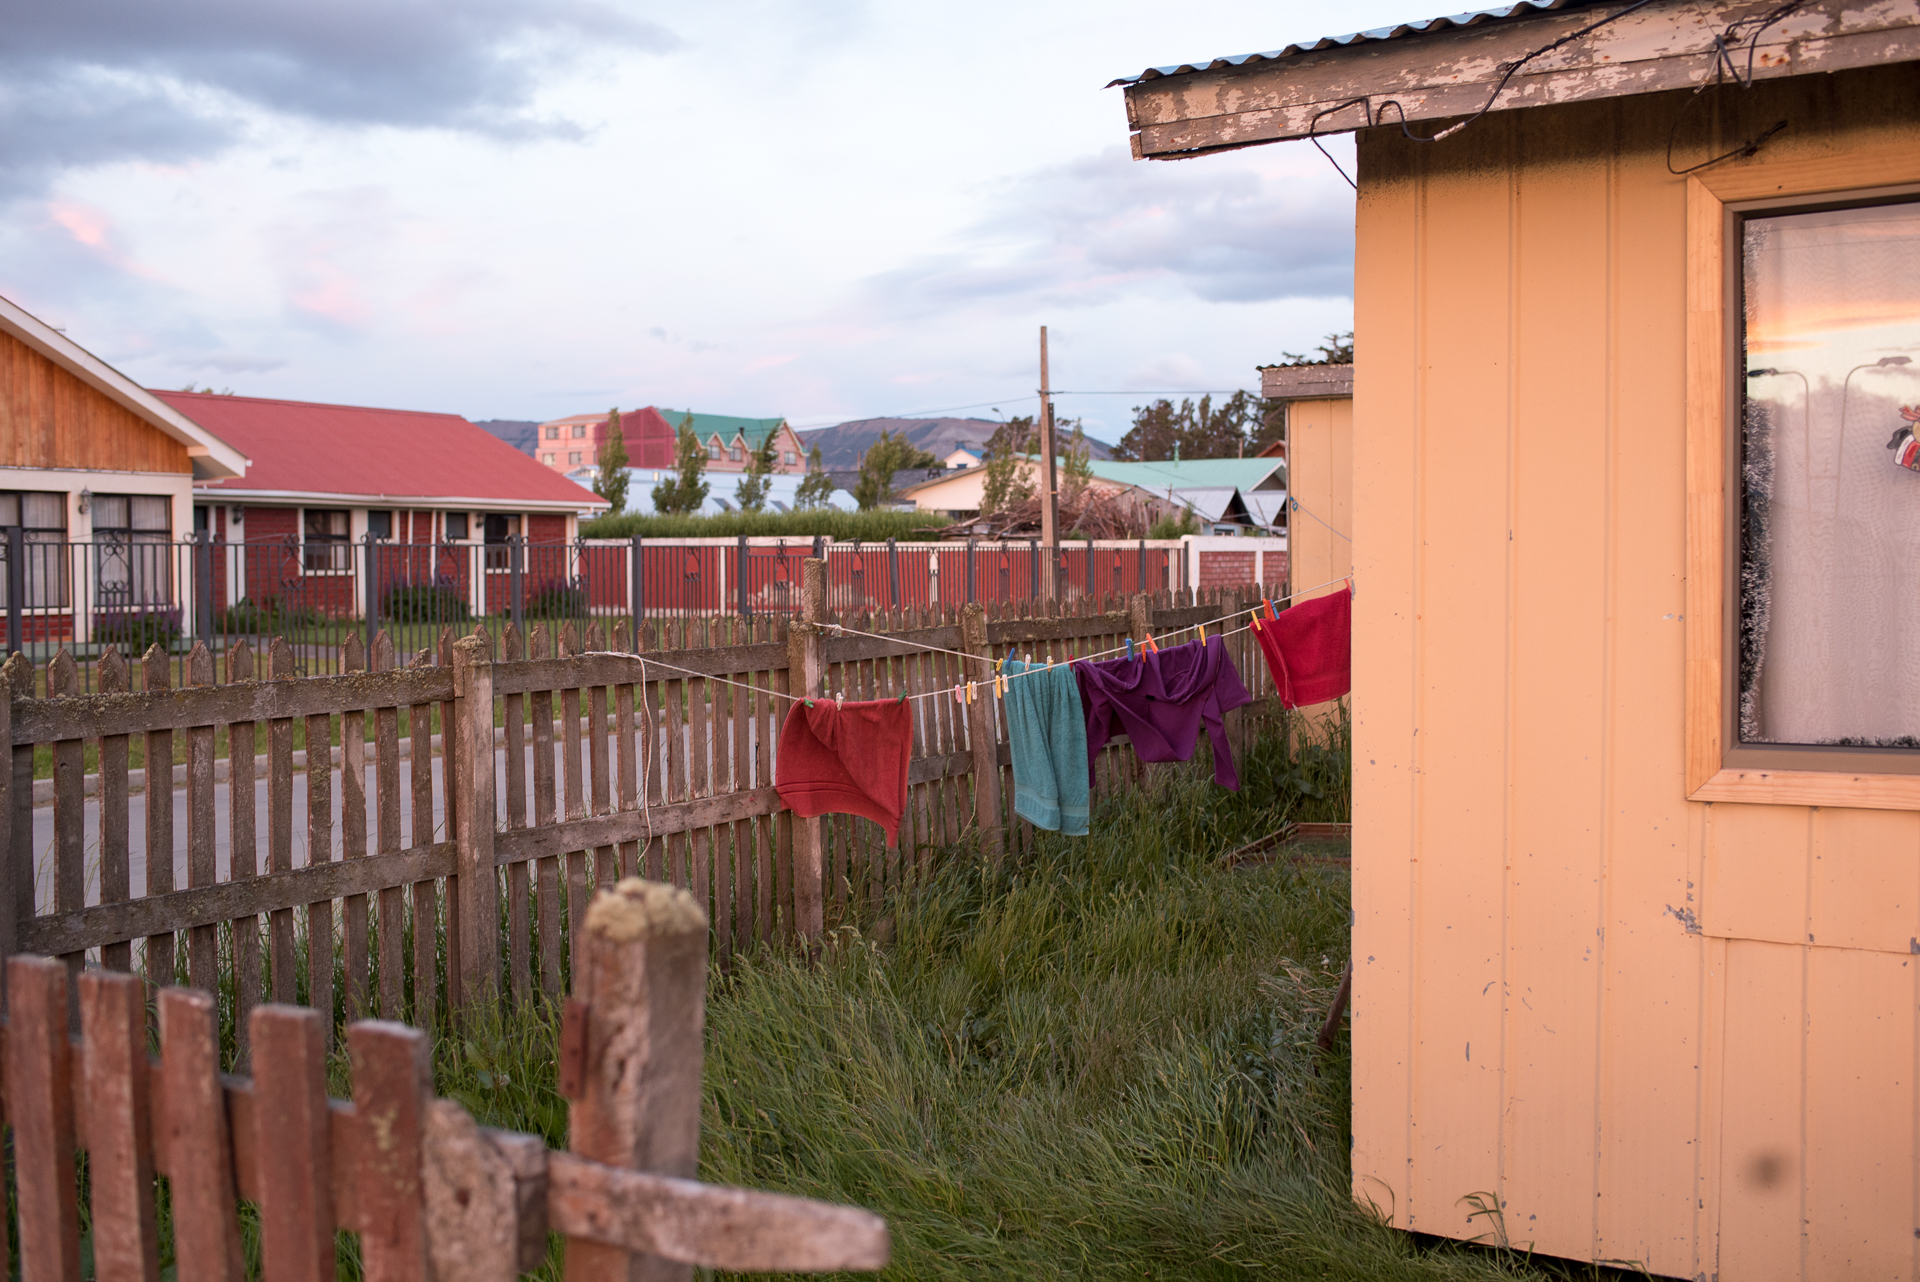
<box><xmin>578</xmin><ymin>572</ymin><xmax>1353</xmax><ymax>707</ymax></box>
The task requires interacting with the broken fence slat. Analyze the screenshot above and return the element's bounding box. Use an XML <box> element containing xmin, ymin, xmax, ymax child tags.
<box><xmin>251</xmin><ymin>1004</ymin><xmax>337</xmax><ymax>1282</ymax></box>
<box><xmin>155</xmin><ymin>987</ymin><xmax>247</xmax><ymax>1282</ymax></box>
<box><xmin>79</xmin><ymin>969</ymin><xmax>161</xmax><ymax>1282</ymax></box>
<box><xmin>7</xmin><ymin>955</ymin><xmax>81</xmax><ymax>1282</ymax></box>
<box><xmin>546</xmin><ymin>1153</ymin><xmax>891</xmax><ymax>1274</ymax></box>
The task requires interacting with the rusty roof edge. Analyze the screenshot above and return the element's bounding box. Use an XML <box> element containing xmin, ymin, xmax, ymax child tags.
<box><xmin>1105</xmin><ymin>0</ymin><xmax>1600</xmax><ymax>87</ymax></box>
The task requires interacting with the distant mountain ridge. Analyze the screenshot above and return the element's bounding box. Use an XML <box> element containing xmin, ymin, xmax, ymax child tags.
<box><xmin>797</xmin><ymin>416</ymin><xmax>1114</xmax><ymax>469</ymax></box>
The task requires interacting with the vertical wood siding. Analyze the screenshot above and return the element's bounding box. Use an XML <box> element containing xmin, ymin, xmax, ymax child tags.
<box><xmin>0</xmin><ymin>330</ymin><xmax>191</xmax><ymax>474</ymax></box>
<box><xmin>1351</xmin><ymin>67</ymin><xmax>1920</xmax><ymax>1280</ymax></box>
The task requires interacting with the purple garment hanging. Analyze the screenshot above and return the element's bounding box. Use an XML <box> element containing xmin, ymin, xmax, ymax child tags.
<box><xmin>1074</xmin><ymin>634</ymin><xmax>1253</xmax><ymax>790</ymax></box>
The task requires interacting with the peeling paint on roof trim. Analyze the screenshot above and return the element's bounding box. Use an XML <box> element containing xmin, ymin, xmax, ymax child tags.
<box><xmin>1107</xmin><ymin>0</ymin><xmax>1602</xmax><ymax>86</ymax></box>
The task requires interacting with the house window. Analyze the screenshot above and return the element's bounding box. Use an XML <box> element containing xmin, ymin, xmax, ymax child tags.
<box><xmin>568</xmin><ymin>451</ymin><xmax>582</xmax><ymax>465</ymax></box>
<box><xmin>1735</xmin><ymin>196</ymin><xmax>1920</xmax><ymax>754</ymax></box>
<box><xmin>444</xmin><ymin>512</ymin><xmax>469</xmax><ymax>541</ymax></box>
<box><xmin>729</xmin><ymin>442</ymin><xmax>743</xmax><ymax>462</ymax></box>
<box><xmin>546</xmin><ymin>426</ymin><xmax>560</xmax><ymax>440</ymax></box>
<box><xmin>707</xmin><ymin>439</ymin><xmax>721</xmax><ymax>460</ymax></box>
<box><xmin>783</xmin><ymin>451</ymin><xmax>797</xmax><ymax>466</ymax></box>
<box><xmin>483</xmin><ymin>513</ymin><xmax>520</xmax><ymax>570</ymax></box>
<box><xmin>93</xmin><ymin>495</ymin><xmax>172</xmax><ymax>612</ymax></box>
<box><xmin>367</xmin><ymin>510</ymin><xmax>392</xmax><ymax>541</ymax></box>
<box><xmin>572</xmin><ymin>424</ymin><xmax>586</xmax><ymax>438</ymax></box>
<box><xmin>303</xmin><ymin>509</ymin><xmax>350</xmax><ymax>572</ymax></box>
<box><xmin>0</xmin><ymin>491</ymin><xmax>69</xmax><ymax>610</ymax></box>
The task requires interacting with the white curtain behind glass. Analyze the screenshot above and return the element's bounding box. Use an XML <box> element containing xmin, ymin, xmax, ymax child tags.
<box><xmin>1744</xmin><ymin>201</ymin><xmax>1920</xmax><ymax>745</ymax></box>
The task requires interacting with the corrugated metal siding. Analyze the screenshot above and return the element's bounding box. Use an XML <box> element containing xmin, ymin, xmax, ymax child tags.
<box><xmin>1351</xmin><ymin>67</ymin><xmax>1920</xmax><ymax>1280</ymax></box>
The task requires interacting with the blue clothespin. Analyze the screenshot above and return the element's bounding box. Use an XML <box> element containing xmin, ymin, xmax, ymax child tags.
<box><xmin>1126</xmin><ymin>638</ymin><xmax>1136</xmax><ymax>661</ymax></box>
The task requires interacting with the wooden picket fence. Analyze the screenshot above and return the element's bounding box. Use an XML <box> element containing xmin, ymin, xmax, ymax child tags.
<box><xmin>0</xmin><ymin>876</ymin><xmax>889</xmax><ymax>1280</ymax></box>
<box><xmin>0</xmin><ymin>560</ymin><xmax>1272</xmax><ymax>1027</ymax></box>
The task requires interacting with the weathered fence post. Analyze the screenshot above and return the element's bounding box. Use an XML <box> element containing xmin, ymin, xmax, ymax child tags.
<box><xmin>0</xmin><ymin>662</ymin><xmax>14</xmax><ymax>1007</ymax></box>
<box><xmin>966</xmin><ymin>534</ymin><xmax>976</xmax><ymax>603</ymax></box>
<box><xmin>563</xmin><ymin>878</ymin><xmax>708</xmax><ymax>1282</ymax></box>
<box><xmin>364</xmin><ymin>532</ymin><xmax>380</xmax><ymax>660</ymax></box>
<box><xmin>785</xmin><ymin>559</ymin><xmax>827</xmax><ymax>941</ymax></box>
<box><xmin>452</xmin><ymin>633</ymin><xmax>500</xmax><ymax>1013</ymax></box>
<box><xmin>959</xmin><ymin>603</ymin><xmax>1002</xmax><ymax>862</ymax></box>
<box><xmin>886</xmin><ymin>537</ymin><xmax>899</xmax><ymax>607</ymax></box>
<box><xmin>196</xmin><ymin>528</ymin><xmax>215</xmax><ymax>644</ymax></box>
<box><xmin>7</xmin><ymin>525</ymin><xmax>23</xmax><ymax>656</ymax></box>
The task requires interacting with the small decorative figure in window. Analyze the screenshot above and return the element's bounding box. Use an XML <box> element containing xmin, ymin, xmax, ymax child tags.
<box><xmin>1885</xmin><ymin>406</ymin><xmax>1920</xmax><ymax>472</ymax></box>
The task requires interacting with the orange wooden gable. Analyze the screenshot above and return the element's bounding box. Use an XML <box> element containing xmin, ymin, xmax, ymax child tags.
<box><xmin>0</xmin><ymin>326</ymin><xmax>190</xmax><ymax>475</ymax></box>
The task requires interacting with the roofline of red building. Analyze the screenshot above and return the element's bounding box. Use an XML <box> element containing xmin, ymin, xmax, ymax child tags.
<box><xmin>195</xmin><ymin>485</ymin><xmax>607</xmax><ymax>511</ymax></box>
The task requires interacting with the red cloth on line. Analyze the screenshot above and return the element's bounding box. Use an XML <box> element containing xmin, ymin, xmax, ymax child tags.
<box><xmin>774</xmin><ymin>698</ymin><xmax>914</xmax><ymax>845</ymax></box>
<box><xmin>1253</xmin><ymin>586</ymin><xmax>1352</xmax><ymax>708</ymax></box>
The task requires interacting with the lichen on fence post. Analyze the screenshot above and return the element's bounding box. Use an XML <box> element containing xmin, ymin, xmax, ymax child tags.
<box><xmin>563</xmin><ymin>877</ymin><xmax>708</xmax><ymax>1282</ymax></box>
<box><xmin>958</xmin><ymin>603</ymin><xmax>1003</xmax><ymax>862</ymax></box>
<box><xmin>452</xmin><ymin>633</ymin><xmax>500</xmax><ymax>1014</ymax></box>
<box><xmin>785</xmin><ymin>559</ymin><xmax>827</xmax><ymax>941</ymax></box>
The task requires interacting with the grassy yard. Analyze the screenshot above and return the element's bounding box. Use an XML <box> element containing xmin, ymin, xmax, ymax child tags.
<box><xmin>428</xmin><ymin>721</ymin><xmax>1639</xmax><ymax>1281</ymax></box>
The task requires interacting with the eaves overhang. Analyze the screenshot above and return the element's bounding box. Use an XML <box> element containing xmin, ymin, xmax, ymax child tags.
<box><xmin>1119</xmin><ymin>0</ymin><xmax>1920</xmax><ymax>160</ymax></box>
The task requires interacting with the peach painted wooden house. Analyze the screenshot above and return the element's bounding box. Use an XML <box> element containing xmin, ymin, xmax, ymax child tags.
<box><xmin>1120</xmin><ymin>1</ymin><xmax>1920</xmax><ymax>1278</ymax></box>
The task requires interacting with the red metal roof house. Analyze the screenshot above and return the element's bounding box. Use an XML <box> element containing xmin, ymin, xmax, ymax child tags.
<box><xmin>166</xmin><ymin>391</ymin><xmax>608</xmax><ymax>622</ymax></box>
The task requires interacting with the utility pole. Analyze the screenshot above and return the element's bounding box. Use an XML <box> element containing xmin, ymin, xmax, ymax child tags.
<box><xmin>1037</xmin><ymin>325</ymin><xmax>1059</xmax><ymax>595</ymax></box>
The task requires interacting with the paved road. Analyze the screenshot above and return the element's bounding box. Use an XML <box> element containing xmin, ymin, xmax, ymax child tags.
<box><xmin>26</xmin><ymin>719</ymin><xmax>775</xmax><ymax>915</ymax></box>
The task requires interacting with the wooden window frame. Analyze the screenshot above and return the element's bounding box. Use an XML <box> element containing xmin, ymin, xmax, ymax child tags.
<box><xmin>1686</xmin><ymin>142</ymin><xmax>1920</xmax><ymax>809</ymax></box>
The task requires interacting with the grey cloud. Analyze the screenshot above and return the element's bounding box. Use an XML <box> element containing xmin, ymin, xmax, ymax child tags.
<box><xmin>0</xmin><ymin>0</ymin><xmax>678</xmax><ymax>196</ymax></box>
<box><xmin>866</xmin><ymin>146</ymin><xmax>1354</xmax><ymax>315</ymax></box>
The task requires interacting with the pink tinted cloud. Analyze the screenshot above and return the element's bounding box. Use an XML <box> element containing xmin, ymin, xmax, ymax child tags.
<box><xmin>44</xmin><ymin>200</ymin><xmax>168</xmax><ymax>281</ymax></box>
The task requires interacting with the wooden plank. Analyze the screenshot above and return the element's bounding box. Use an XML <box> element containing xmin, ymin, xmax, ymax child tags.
<box><xmin>22</xmin><ymin>842</ymin><xmax>457</xmax><ymax>957</ymax></box>
<box><xmin>420</xmin><ymin>1102</ymin><xmax>551</xmax><ymax>1282</ymax></box>
<box><xmin>79</xmin><ymin>969</ymin><xmax>160</xmax><ymax>1282</ymax></box>
<box><xmin>154</xmin><ymin>987</ymin><xmax>245</xmax><ymax>1281</ymax></box>
<box><xmin>439</xmin><ymin>628</ymin><xmax>462</xmax><ymax>1011</ymax></box>
<box><xmin>186</xmin><ymin>644</ymin><xmax>218</xmax><ymax>994</ymax></box>
<box><xmin>409</xmin><ymin>655</ymin><xmax>438</xmax><ymax>1030</ymax></box>
<box><xmin>49</xmin><ymin>651</ymin><xmax>83</xmax><ymax>980</ymax></box>
<box><xmin>548</xmin><ymin>1153</ymin><xmax>890</xmax><ymax>1273</ymax></box>
<box><xmin>452</xmin><ymin>634</ymin><xmax>499</xmax><ymax>1010</ymax></box>
<box><xmin>563</xmin><ymin>879</ymin><xmax>707</xmax><ymax>1281</ymax></box>
<box><xmin>562</xmin><ymin>623</ymin><xmax>588</xmax><ymax>989</ymax></box>
<box><xmin>491</xmin><ymin>645</ymin><xmax>787</xmax><ymax>696</ymax></box>
<box><xmin>959</xmin><ymin>605</ymin><xmax>1002</xmax><ymax>861</ymax></box>
<box><xmin>732</xmin><ymin>629</ymin><xmax>752</xmax><ymax>951</ymax></box>
<box><xmin>305</xmin><ymin>706</ymin><xmax>339</xmax><ymax>1034</ymax></box>
<box><xmin>348</xmin><ymin>1021</ymin><xmax>433</xmax><ymax>1281</ymax></box>
<box><xmin>664</xmin><ymin>658</ymin><xmax>690</xmax><ymax>893</ymax></box>
<box><xmin>252</xmin><ymin>1004</ymin><xmax>338</xmax><ymax>1282</ymax></box>
<box><xmin>530</xmin><ymin>625</ymin><xmax>561</xmax><ymax>997</ymax></box>
<box><xmin>373</xmin><ymin>633</ymin><xmax>406</xmax><ymax>1020</ymax></box>
<box><xmin>98</xmin><ymin>648</ymin><xmax>133</xmax><ymax>972</ymax></box>
<box><xmin>787</xmin><ymin>565</ymin><xmax>827</xmax><ymax>942</ymax></box>
<box><xmin>7</xmin><ymin>955</ymin><xmax>80</xmax><ymax>1282</ymax></box>
<box><xmin>144</xmin><ymin>644</ymin><xmax>177</xmax><ymax>986</ymax></box>
<box><xmin>754</xmin><ymin>636</ymin><xmax>775</xmax><ymax>945</ymax></box>
<box><xmin>10</xmin><ymin>664</ymin><xmax>453</xmax><ymax>743</ymax></box>
<box><xmin>226</xmin><ymin>642</ymin><xmax>261</xmax><ymax>1063</ymax></box>
<box><xmin>687</xmin><ymin>659</ymin><xmax>712</xmax><ymax>942</ymax></box>
<box><xmin>502</xmin><ymin>624</ymin><xmax>530</xmax><ymax>1002</ymax></box>
<box><xmin>615</xmin><ymin>675</ymin><xmax>639</xmax><ymax>883</ymax></box>
<box><xmin>589</xmin><ymin>674</ymin><xmax>615</xmax><ymax>895</ymax></box>
<box><xmin>342</xmin><ymin>635</ymin><xmax>371</xmax><ymax>1020</ymax></box>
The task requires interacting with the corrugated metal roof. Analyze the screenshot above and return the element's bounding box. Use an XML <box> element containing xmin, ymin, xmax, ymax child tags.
<box><xmin>1107</xmin><ymin>0</ymin><xmax>1603</xmax><ymax>86</ymax></box>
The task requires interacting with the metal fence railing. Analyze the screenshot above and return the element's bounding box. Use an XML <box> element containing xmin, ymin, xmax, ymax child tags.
<box><xmin>0</xmin><ymin>535</ymin><xmax>1208</xmax><ymax>688</ymax></box>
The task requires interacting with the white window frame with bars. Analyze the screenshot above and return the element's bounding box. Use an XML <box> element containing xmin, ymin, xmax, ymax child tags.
<box><xmin>0</xmin><ymin>491</ymin><xmax>70</xmax><ymax>612</ymax></box>
<box><xmin>91</xmin><ymin>493</ymin><xmax>172</xmax><ymax>616</ymax></box>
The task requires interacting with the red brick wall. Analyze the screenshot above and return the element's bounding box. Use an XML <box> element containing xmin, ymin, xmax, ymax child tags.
<box><xmin>527</xmin><ymin>514</ymin><xmax>566</xmax><ymax>545</ymax></box>
<box><xmin>1197</xmin><ymin>548</ymin><xmax>1288</xmax><ymax>592</ymax></box>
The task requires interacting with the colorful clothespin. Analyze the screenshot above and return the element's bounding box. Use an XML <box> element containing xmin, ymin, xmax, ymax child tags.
<box><xmin>1264</xmin><ymin>598</ymin><xmax>1277</xmax><ymax>620</ymax></box>
<box><xmin>1126</xmin><ymin>638</ymin><xmax>1136</xmax><ymax>661</ymax></box>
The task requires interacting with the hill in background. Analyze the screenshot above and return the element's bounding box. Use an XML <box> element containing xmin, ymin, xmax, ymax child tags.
<box><xmin>474</xmin><ymin>419</ymin><xmax>538</xmax><ymax>454</ymax></box>
<box><xmin>798</xmin><ymin>416</ymin><xmax>1115</xmax><ymax>468</ymax></box>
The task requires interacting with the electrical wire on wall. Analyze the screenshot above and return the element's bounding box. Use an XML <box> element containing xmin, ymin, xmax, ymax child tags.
<box><xmin>1665</xmin><ymin>1</ymin><xmax>1806</xmax><ymax>175</ymax></box>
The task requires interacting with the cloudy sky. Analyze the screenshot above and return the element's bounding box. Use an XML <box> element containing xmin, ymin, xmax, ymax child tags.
<box><xmin>0</xmin><ymin>0</ymin><xmax>1417</xmax><ymax>444</ymax></box>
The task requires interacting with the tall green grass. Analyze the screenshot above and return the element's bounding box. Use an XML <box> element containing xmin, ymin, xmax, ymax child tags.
<box><xmin>580</xmin><ymin>510</ymin><xmax>948</xmax><ymax>542</ymax></box>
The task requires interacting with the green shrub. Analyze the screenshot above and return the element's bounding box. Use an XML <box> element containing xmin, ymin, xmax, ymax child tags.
<box><xmin>380</xmin><ymin>582</ymin><xmax>471</xmax><ymax>623</ymax></box>
<box><xmin>215</xmin><ymin>595</ymin><xmax>321</xmax><ymax>634</ymax></box>
<box><xmin>579</xmin><ymin>509</ymin><xmax>948</xmax><ymax>542</ymax></box>
<box><xmin>525</xmin><ymin>578</ymin><xmax>586</xmax><ymax>619</ymax></box>
<box><xmin>1147</xmin><ymin>508</ymin><xmax>1199</xmax><ymax>540</ymax></box>
<box><xmin>94</xmin><ymin>608</ymin><xmax>182</xmax><ymax>652</ymax></box>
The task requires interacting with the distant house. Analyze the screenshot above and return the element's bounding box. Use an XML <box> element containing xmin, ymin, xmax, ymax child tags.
<box><xmin>0</xmin><ymin>292</ymin><xmax>248</xmax><ymax>646</ymax></box>
<box><xmin>172</xmin><ymin>392</ymin><xmax>606</xmax><ymax>617</ymax></box>
<box><xmin>569</xmin><ymin>467</ymin><xmax>855</xmax><ymax>516</ymax></box>
<box><xmin>536</xmin><ymin>408</ymin><xmax>806</xmax><ymax>476</ymax></box>
<box><xmin>942</xmin><ymin>448</ymin><xmax>981</xmax><ymax>470</ymax></box>
<box><xmin>1085</xmin><ymin>458</ymin><xmax>1287</xmax><ymax>532</ymax></box>
<box><xmin>1260</xmin><ymin>362</ymin><xmax>1351</xmax><ymax>593</ymax></box>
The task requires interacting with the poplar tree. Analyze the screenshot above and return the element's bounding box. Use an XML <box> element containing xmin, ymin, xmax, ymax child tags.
<box><xmin>650</xmin><ymin>415</ymin><xmax>710</xmax><ymax>515</ymax></box>
<box><xmin>593</xmin><ymin>407</ymin><xmax>630</xmax><ymax>513</ymax></box>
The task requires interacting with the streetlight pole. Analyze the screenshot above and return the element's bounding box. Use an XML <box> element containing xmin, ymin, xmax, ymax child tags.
<box><xmin>1836</xmin><ymin>355</ymin><xmax>1916</xmax><ymax>501</ymax></box>
<box><xmin>1037</xmin><ymin>326</ymin><xmax>1059</xmax><ymax>598</ymax></box>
